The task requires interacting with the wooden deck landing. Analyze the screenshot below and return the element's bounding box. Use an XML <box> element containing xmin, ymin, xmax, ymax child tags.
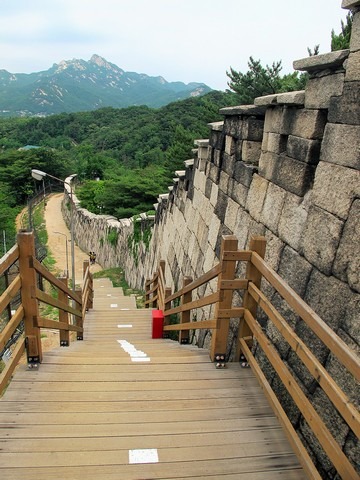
<box><xmin>0</xmin><ymin>278</ymin><xmax>306</xmax><ymax>479</ymax></box>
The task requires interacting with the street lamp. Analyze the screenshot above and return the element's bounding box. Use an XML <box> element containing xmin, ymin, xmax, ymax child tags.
<box><xmin>54</xmin><ymin>231</ymin><xmax>69</xmax><ymax>278</ymax></box>
<box><xmin>31</xmin><ymin>169</ymin><xmax>75</xmax><ymax>293</ymax></box>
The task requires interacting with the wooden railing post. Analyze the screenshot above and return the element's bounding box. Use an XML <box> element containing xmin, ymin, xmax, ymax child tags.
<box><xmin>179</xmin><ymin>276</ymin><xmax>192</xmax><ymax>344</ymax></box>
<box><xmin>145</xmin><ymin>278</ymin><xmax>150</xmax><ymax>308</ymax></box>
<box><xmin>58</xmin><ymin>276</ymin><xmax>70</xmax><ymax>346</ymax></box>
<box><xmin>163</xmin><ymin>287</ymin><xmax>172</xmax><ymax>328</ymax></box>
<box><xmin>158</xmin><ymin>260</ymin><xmax>165</xmax><ymax>311</ymax></box>
<box><xmin>153</xmin><ymin>271</ymin><xmax>159</xmax><ymax>309</ymax></box>
<box><xmin>210</xmin><ymin>235</ymin><xmax>238</xmax><ymax>362</ymax></box>
<box><xmin>236</xmin><ymin>235</ymin><xmax>266</xmax><ymax>361</ymax></box>
<box><xmin>75</xmin><ymin>286</ymin><xmax>83</xmax><ymax>340</ymax></box>
<box><xmin>83</xmin><ymin>260</ymin><xmax>93</xmax><ymax>310</ymax></box>
<box><xmin>17</xmin><ymin>230</ymin><xmax>42</xmax><ymax>365</ymax></box>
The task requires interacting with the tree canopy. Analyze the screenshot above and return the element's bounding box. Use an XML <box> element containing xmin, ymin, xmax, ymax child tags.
<box><xmin>226</xmin><ymin>56</ymin><xmax>307</xmax><ymax>104</ymax></box>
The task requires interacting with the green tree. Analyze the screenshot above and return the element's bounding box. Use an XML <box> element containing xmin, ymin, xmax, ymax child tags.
<box><xmin>226</xmin><ymin>56</ymin><xmax>306</xmax><ymax>104</ymax></box>
<box><xmin>331</xmin><ymin>12</ymin><xmax>353</xmax><ymax>51</ymax></box>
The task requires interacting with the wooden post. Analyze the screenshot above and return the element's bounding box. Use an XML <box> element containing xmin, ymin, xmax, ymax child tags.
<box><xmin>58</xmin><ymin>276</ymin><xmax>70</xmax><ymax>346</ymax></box>
<box><xmin>163</xmin><ymin>287</ymin><xmax>172</xmax><ymax>331</ymax></box>
<box><xmin>145</xmin><ymin>278</ymin><xmax>150</xmax><ymax>308</ymax></box>
<box><xmin>75</xmin><ymin>286</ymin><xmax>83</xmax><ymax>340</ymax></box>
<box><xmin>210</xmin><ymin>235</ymin><xmax>238</xmax><ymax>362</ymax></box>
<box><xmin>152</xmin><ymin>271</ymin><xmax>158</xmax><ymax>309</ymax></box>
<box><xmin>179</xmin><ymin>276</ymin><xmax>192</xmax><ymax>344</ymax></box>
<box><xmin>17</xmin><ymin>231</ymin><xmax>42</xmax><ymax>364</ymax></box>
<box><xmin>159</xmin><ymin>260</ymin><xmax>165</xmax><ymax>311</ymax></box>
<box><xmin>83</xmin><ymin>260</ymin><xmax>89</xmax><ymax>278</ymax></box>
<box><xmin>236</xmin><ymin>235</ymin><xmax>266</xmax><ymax>361</ymax></box>
<box><xmin>83</xmin><ymin>260</ymin><xmax>93</xmax><ymax>309</ymax></box>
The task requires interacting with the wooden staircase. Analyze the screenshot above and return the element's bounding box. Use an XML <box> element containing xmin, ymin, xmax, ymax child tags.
<box><xmin>0</xmin><ymin>279</ymin><xmax>306</xmax><ymax>479</ymax></box>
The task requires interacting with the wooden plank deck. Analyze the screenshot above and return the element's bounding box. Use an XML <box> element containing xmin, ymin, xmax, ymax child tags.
<box><xmin>0</xmin><ymin>278</ymin><xmax>306</xmax><ymax>479</ymax></box>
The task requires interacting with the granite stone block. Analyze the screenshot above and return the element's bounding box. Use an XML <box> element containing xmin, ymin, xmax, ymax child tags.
<box><xmin>320</xmin><ymin>123</ymin><xmax>360</xmax><ymax>169</ymax></box>
<box><xmin>312</xmin><ymin>161</ymin><xmax>360</xmax><ymax>220</ymax></box>
<box><xmin>301</xmin><ymin>205</ymin><xmax>343</xmax><ymax>275</ymax></box>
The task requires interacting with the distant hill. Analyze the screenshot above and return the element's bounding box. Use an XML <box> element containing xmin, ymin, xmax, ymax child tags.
<box><xmin>0</xmin><ymin>54</ymin><xmax>213</xmax><ymax>117</ymax></box>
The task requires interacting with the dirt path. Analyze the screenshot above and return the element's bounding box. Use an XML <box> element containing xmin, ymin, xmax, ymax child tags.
<box><xmin>45</xmin><ymin>193</ymin><xmax>102</xmax><ymax>284</ymax></box>
<box><xmin>39</xmin><ymin>194</ymin><xmax>102</xmax><ymax>352</ymax></box>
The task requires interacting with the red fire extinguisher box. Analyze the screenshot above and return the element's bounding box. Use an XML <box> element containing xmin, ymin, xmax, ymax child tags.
<box><xmin>152</xmin><ymin>310</ymin><xmax>164</xmax><ymax>339</ymax></box>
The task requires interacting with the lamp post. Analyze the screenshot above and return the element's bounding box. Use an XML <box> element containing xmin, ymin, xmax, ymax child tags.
<box><xmin>54</xmin><ymin>231</ymin><xmax>69</xmax><ymax>278</ymax></box>
<box><xmin>31</xmin><ymin>169</ymin><xmax>75</xmax><ymax>293</ymax></box>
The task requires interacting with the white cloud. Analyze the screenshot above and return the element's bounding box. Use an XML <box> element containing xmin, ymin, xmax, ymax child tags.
<box><xmin>0</xmin><ymin>0</ymin><xmax>348</xmax><ymax>90</ymax></box>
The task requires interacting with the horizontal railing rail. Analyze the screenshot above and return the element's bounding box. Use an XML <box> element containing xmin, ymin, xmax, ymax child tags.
<box><xmin>0</xmin><ymin>230</ymin><xmax>93</xmax><ymax>395</ymax></box>
<box><xmin>145</xmin><ymin>234</ymin><xmax>360</xmax><ymax>480</ymax></box>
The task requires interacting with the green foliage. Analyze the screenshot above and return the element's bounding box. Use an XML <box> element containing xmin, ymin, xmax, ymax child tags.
<box><xmin>0</xmin><ymin>91</ymin><xmax>239</xmax><ymax>225</ymax></box>
<box><xmin>107</xmin><ymin>229</ymin><xmax>119</xmax><ymax>247</ymax></box>
<box><xmin>331</xmin><ymin>12</ymin><xmax>353</xmax><ymax>51</ymax></box>
<box><xmin>226</xmin><ymin>56</ymin><xmax>307</xmax><ymax>104</ymax></box>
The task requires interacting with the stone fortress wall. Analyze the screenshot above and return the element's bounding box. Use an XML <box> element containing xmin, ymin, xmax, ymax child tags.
<box><xmin>63</xmin><ymin>1</ymin><xmax>360</xmax><ymax>476</ymax></box>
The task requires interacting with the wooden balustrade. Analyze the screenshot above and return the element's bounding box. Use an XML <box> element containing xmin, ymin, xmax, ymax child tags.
<box><xmin>144</xmin><ymin>234</ymin><xmax>360</xmax><ymax>480</ymax></box>
<box><xmin>0</xmin><ymin>230</ymin><xmax>93</xmax><ymax>394</ymax></box>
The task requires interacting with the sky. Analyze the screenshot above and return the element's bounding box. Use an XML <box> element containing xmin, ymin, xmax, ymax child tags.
<box><xmin>0</xmin><ymin>0</ymin><xmax>349</xmax><ymax>91</ymax></box>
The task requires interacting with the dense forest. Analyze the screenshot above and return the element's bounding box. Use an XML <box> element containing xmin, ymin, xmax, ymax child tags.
<box><xmin>0</xmin><ymin>14</ymin><xmax>351</xmax><ymax>256</ymax></box>
<box><xmin>0</xmin><ymin>91</ymin><xmax>241</xmax><ymax>254</ymax></box>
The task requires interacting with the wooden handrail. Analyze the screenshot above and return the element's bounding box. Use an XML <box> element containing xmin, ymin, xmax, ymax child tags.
<box><xmin>144</xmin><ymin>234</ymin><xmax>359</xmax><ymax>478</ymax></box>
<box><xmin>0</xmin><ymin>231</ymin><xmax>94</xmax><ymax>395</ymax></box>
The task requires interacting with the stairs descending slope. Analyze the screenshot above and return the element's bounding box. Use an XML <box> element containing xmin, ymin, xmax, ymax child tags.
<box><xmin>0</xmin><ymin>277</ymin><xmax>306</xmax><ymax>479</ymax></box>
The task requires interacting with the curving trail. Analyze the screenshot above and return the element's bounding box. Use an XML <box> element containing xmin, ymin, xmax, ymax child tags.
<box><xmin>44</xmin><ymin>193</ymin><xmax>102</xmax><ymax>285</ymax></box>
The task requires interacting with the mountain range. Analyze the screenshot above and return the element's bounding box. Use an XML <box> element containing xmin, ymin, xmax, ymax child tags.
<box><xmin>0</xmin><ymin>54</ymin><xmax>212</xmax><ymax>117</ymax></box>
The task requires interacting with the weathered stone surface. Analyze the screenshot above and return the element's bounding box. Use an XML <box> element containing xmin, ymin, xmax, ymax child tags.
<box><xmin>223</xmin><ymin>116</ymin><xmax>241</xmax><ymax>138</ymax></box>
<box><xmin>204</xmin><ymin>177</ymin><xmax>212</xmax><ymax>199</ymax></box>
<box><xmin>262</xmin><ymin>132</ymin><xmax>287</xmax><ymax>154</ymax></box>
<box><xmin>233</xmin><ymin>161</ymin><xmax>257</xmax><ymax>187</ymax></box>
<box><xmin>293</xmin><ymin>50</ymin><xmax>349</xmax><ymax>72</ymax></box>
<box><xmin>305</xmin><ymin>268</ymin><xmax>352</xmax><ymax>334</ymax></box>
<box><xmin>245</xmin><ymin>174</ymin><xmax>269</xmax><ymax>222</ymax></box>
<box><xmin>276</xmin><ymin>90</ymin><xmax>305</xmax><ymax>105</ymax></box>
<box><xmin>241</xmin><ymin>140</ymin><xmax>261</xmax><ymax>165</ymax></box>
<box><xmin>328</xmin><ymin>81</ymin><xmax>360</xmax><ymax>125</ymax></box>
<box><xmin>346</xmin><ymin>51</ymin><xmax>360</xmax><ymax>85</ymax></box>
<box><xmin>241</xmin><ymin>117</ymin><xmax>264</xmax><ymax>141</ymax></box>
<box><xmin>342</xmin><ymin>293</ymin><xmax>360</xmax><ymax>343</ymax></box>
<box><xmin>207</xmin><ymin>214</ymin><xmax>221</xmax><ymax>250</ymax></box>
<box><xmin>214</xmin><ymin>189</ymin><xmax>228</xmax><ymax>223</ymax></box>
<box><xmin>219</xmin><ymin>170</ymin><xmax>230</xmax><ymax>194</ymax></box>
<box><xmin>321</xmin><ymin>123</ymin><xmax>360</xmax><ymax>169</ymax></box>
<box><xmin>228</xmin><ymin>179</ymin><xmax>248</xmax><ymax>208</ymax></box>
<box><xmin>254</xmin><ymin>93</ymin><xmax>278</xmax><ymax>106</ymax></box>
<box><xmin>349</xmin><ymin>9</ymin><xmax>360</xmax><ymax>52</ymax></box>
<box><xmin>259</xmin><ymin>152</ymin><xmax>316</xmax><ymax>197</ymax></box>
<box><xmin>304</xmin><ymin>73</ymin><xmax>344</xmax><ymax>109</ymax></box>
<box><xmin>219</xmin><ymin>104</ymin><xmax>266</xmax><ymax>117</ymax></box>
<box><xmin>286</xmin><ymin>135</ymin><xmax>321</xmax><ymax>165</ymax></box>
<box><xmin>213</xmin><ymin>149</ymin><xmax>222</xmax><ymax>167</ymax></box>
<box><xmin>209</xmin><ymin>129</ymin><xmax>225</xmax><ymax>150</ymax></box>
<box><xmin>301</xmin><ymin>206</ymin><xmax>344</xmax><ymax>275</ymax></box>
<box><xmin>224</xmin><ymin>197</ymin><xmax>240</xmax><ymax>233</ymax></box>
<box><xmin>209</xmin><ymin>182</ymin><xmax>218</xmax><ymax>207</ymax></box>
<box><xmin>208</xmin><ymin>163</ymin><xmax>219</xmax><ymax>183</ymax></box>
<box><xmin>312</xmin><ymin>161</ymin><xmax>360</xmax><ymax>220</ymax></box>
<box><xmin>326</xmin><ymin>330</ymin><xmax>360</xmax><ymax>408</ymax></box>
<box><xmin>222</xmin><ymin>152</ymin><xmax>236</xmax><ymax>176</ymax></box>
<box><xmin>278</xmin><ymin>191</ymin><xmax>310</xmax><ymax>251</ymax></box>
<box><xmin>333</xmin><ymin>200</ymin><xmax>360</xmax><ymax>292</ymax></box>
<box><xmin>291</xmin><ymin>109</ymin><xmax>327</xmax><ymax>139</ymax></box>
<box><xmin>260</xmin><ymin>182</ymin><xmax>286</xmax><ymax>234</ymax></box>
<box><xmin>279</xmin><ymin>246</ymin><xmax>313</xmax><ymax>296</ymax></box>
<box><xmin>263</xmin><ymin>107</ymin><xmax>284</xmax><ymax>134</ymax></box>
<box><xmin>342</xmin><ymin>0</ymin><xmax>360</xmax><ymax>8</ymax></box>
<box><xmin>225</xmin><ymin>135</ymin><xmax>236</xmax><ymax>155</ymax></box>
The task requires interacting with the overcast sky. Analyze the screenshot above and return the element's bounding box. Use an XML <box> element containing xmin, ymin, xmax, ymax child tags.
<box><xmin>0</xmin><ymin>0</ymin><xmax>348</xmax><ymax>90</ymax></box>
